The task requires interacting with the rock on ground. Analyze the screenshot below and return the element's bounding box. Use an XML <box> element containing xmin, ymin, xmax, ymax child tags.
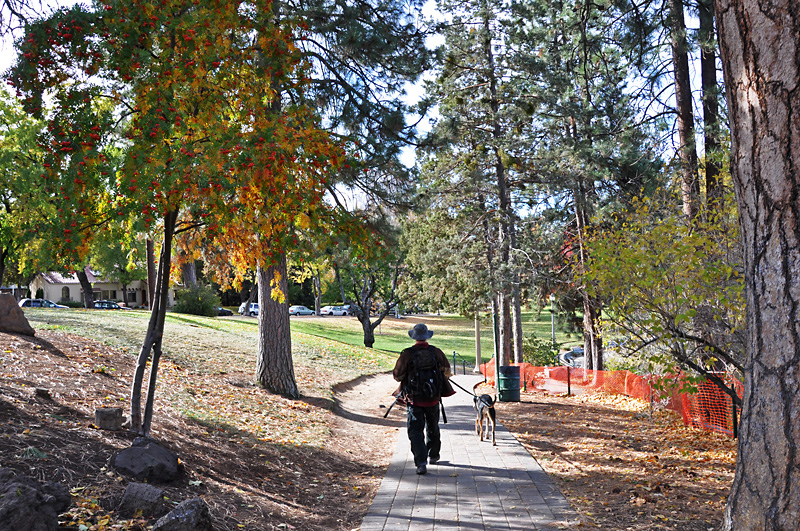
<box><xmin>151</xmin><ymin>498</ymin><xmax>213</xmax><ymax>531</ymax></box>
<box><xmin>117</xmin><ymin>482</ymin><xmax>166</xmax><ymax>519</ymax></box>
<box><xmin>0</xmin><ymin>468</ymin><xmax>70</xmax><ymax>531</ymax></box>
<box><xmin>0</xmin><ymin>294</ymin><xmax>35</xmax><ymax>336</ymax></box>
<box><xmin>114</xmin><ymin>438</ymin><xmax>180</xmax><ymax>483</ymax></box>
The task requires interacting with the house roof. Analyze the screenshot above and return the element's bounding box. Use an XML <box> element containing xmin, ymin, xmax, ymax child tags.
<box><xmin>39</xmin><ymin>267</ymin><xmax>101</xmax><ymax>285</ymax></box>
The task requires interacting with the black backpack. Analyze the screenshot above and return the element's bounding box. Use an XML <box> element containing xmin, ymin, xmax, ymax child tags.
<box><xmin>404</xmin><ymin>348</ymin><xmax>442</xmax><ymax>400</ymax></box>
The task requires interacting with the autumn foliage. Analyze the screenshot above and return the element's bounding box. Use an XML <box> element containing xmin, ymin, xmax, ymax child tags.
<box><xmin>10</xmin><ymin>0</ymin><xmax>350</xmax><ymax>433</ymax></box>
<box><xmin>10</xmin><ymin>0</ymin><xmax>343</xmax><ymax>275</ymax></box>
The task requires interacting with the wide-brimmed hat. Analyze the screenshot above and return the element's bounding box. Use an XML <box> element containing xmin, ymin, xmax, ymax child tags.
<box><xmin>409</xmin><ymin>323</ymin><xmax>434</xmax><ymax>341</ymax></box>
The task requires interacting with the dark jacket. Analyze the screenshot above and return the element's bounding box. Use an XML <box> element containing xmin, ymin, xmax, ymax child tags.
<box><xmin>393</xmin><ymin>342</ymin><xmax>456</xmax><ymax>405</ymax></box>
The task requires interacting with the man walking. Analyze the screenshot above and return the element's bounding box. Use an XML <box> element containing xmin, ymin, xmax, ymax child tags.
<box><xmin>393</xmin><ymin>323</ymin><xmax>455</xmax><ymax>475</ymax></box>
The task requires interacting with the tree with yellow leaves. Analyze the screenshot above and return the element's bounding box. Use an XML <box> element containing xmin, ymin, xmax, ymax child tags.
<box><xmin>10</xmin><ymin>0</ymin><xmax>342</xmax><ymax>435</ymax></box>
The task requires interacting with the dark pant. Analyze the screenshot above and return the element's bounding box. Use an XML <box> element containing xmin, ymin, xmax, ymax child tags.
<box><xmin>407</xmin><ymin>403</ymin><xmax>440</xmax><ymax>466</ymax></box>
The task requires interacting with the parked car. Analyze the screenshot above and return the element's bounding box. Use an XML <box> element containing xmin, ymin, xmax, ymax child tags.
<box><xmin>217</xmin><ymin>307</ymin><xmax>233</xmax><ymax>316</ymax></box>
<box><xmin>320</xmin><ymin>305</ymin><xmax>349</xmax><ymax>316</ymax></box>
<box><xmin>93</xmin><ymin>300</ymin><xmax>124</xmax><ymax>310</ymax></box>
<box><xmin>18</xmin><ymin>298</ymin><xmax>68</xmax><ymax>309</ymax></box>
<box><xmin>238</xmin><ymin>302</ymin><xmax>259</xmax><ymax>316</ymax></box>
<box><xmin>289</xmin><ymin>305</ymin><xmax>314</xmax><ymax>316</ymax></box>
<box><xmin>558</xmin><ymin>347</ymin><xmax>585</xmax><ymax>368</ymax></box>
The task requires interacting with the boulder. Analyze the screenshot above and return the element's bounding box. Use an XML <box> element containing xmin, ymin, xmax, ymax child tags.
<box><xmin>114</xmin><ymin>438</ymin><xmax>180</xmax><ymax>483</ymax></box>
<box><xmin>95</xmin><ymin>407</ymin><xmax>125</xmax><ymax>431</ymax></box>
<box><xmin>0</xmin><ymin>468</ymin><xmax>70</xmax><ymax>531</ymax></box>
<box><xmin>117</xmin><ymin>482</ymin><xmax>166</xmax><ymax>519</ymax></box>
<box><xmin>151</xmin><ymin>498</ymin><xmax>213</xmax><ymax>531</ymax></box>
<box><xmin>0</xmin><ymin>294</ymin><xmax>35</xmax><ymax>336</ymax></box>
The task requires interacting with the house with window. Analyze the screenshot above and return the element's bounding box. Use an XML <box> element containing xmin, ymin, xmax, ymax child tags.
<box><xmin>29</xmin><ymin>267</ymin><xmax>174</xmax><ymax>308</ymax></box>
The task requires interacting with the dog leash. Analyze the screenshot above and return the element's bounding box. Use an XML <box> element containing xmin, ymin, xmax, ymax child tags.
<box><xmin>383</xmin><ymin>395</ymin><xmax>448</xmax><ymax>424</ymax></box>
<box><xmin>448</xmin><ymin>377</ymin><xmax>478</xmax><ymax>397</ymax></box>
<box><xmin>383</xmin><ymin>396</ymin><xmax>401</xmax><ymax>418</ymax></box>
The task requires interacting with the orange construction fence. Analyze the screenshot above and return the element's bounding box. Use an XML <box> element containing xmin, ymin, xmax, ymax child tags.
<box><xmin>479</xmin><ymin>359</ymin><xmax>743</xmax><ymax>438</ymax></box>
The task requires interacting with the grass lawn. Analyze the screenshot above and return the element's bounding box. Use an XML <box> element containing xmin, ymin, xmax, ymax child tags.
<box><xmin>22</xmin><ymin>309</ymin><xmax>397</xmax><ymax>403</ymax></box>
<box><xmin>24</xmin><ymin>306</ymin><xmax>581</xmax><ymax>382</ymax></box>
<box><xmin>288</xmin><ymin>308</ymin><xmax>581</xmax><ymax>365</ymax></box>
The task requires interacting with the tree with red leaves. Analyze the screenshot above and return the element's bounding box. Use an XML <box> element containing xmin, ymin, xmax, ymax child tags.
<box><xmin>10</xmin><ymin>0</ymin><xmax>343</xmax><ymax>435</ymax></box>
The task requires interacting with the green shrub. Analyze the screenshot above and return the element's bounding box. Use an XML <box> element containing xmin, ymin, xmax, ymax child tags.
<box><xmin>172</xmin><ymin>284</ymin><xmax>220</xmax><ymax>317</ymax></box>
<box><xmin>522</xmin><ymin>333</ymin><xmax>557</xmax><ymax>367</ymax></box>
<box><xmin>61</xmin><ymin>301</ymin><xmax>84</xmax><ymax>308</ymax></box>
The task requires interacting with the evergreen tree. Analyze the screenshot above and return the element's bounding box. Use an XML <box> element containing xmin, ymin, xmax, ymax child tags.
<box><xmin>250</xmin><ymin>0</ymin><xmax>433</xmax><ymax>389</ymax></box>
<box><xmin>507</xmin><ymin>0</ymin><xmax>664</xmax><ymax>370</ymax></box>
<box><xmin>400</xmin><ymin>205</ymin><xmax>493</xmax><ymax>319</ymax></box>
<box><xmin>669</xmin><ymin>0</ymin><xmax>701</xmax><ymax>219</ymax></box>
<box><xmin>424</xmin><ymin>0</ymin><xmax>528</xmax><ymax>365</ymax></box>
<box><xmin>715</xmin><ymin>0</ymin><xmax>800</xmax><ymax>526</ymax></box>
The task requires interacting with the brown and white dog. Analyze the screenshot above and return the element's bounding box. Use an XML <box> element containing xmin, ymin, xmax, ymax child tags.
<box><xmin>474</xmin><ymin>394</ymin><xmax>496</xmax><ymax>445</ymax></box>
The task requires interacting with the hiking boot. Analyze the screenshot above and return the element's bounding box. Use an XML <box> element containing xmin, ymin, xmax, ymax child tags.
<box><xmin>428</xmin><ymin>456</ymin><xmax>440</xmax><ymax>465</ymax></box>
<box><xmin>416</xmin><ymin>464</ymin><xmax>427</xmax><ymax>475</ymax></box>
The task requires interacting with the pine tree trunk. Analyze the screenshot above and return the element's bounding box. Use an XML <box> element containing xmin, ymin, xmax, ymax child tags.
<box><xmin>130</xmin><ymin>210</ymin><xmax>178</xmax><ymax>435</ymax></box>
<box><xmin>511</xmin><ymin>288</ymin><xmax>524</xmax><ymax>364</ymax></box>
<box><xmin>715</xmin><ymin>1</ymin><xmax>800</xmax><ymax>528</ymax></box>
<box><xmin>574</xmin><ymin>180</ymin><xmax>603</xmax><ymax>372</ymax></box>
<box><xmin>255</xmin><ymin>253</ymin><xmax>298</xmax><ymax>397</ymax></box>
<box><xmin>582</xmin><ymin>295</ymin><xmax>603</xmax><ymax>371</ymax></box>
<box><xmin>699</xmin><ymin>0</ymin><xmax>723</xmax><ymax>211</ymax></box>
<box><xmin>491</xmin><ymin>296</ymin><xmax>500</xmax><ymax>392</ymax></box>
<box><xmin>474</xmin><ymin>312</ymin><xmax>482</xmax><ymax>372</ymax></box>
<box><xmin>671</xmin><ymin>0</ymin><xmax>700</xmax><ymax>219</ymax></box>
<box><xmin>479</xmin><ymin>1</ymin><xmax>517</xmax><ymax>369</ymax></box>
<box><xmin>77</xmin><ymin>268</ymin><xmax>94</xmax><ymax>308</ymax></box>
<box><xmin>498</xmin><ymin>292</ymin><xmax>512</xmax><ymax>367</ymax></box>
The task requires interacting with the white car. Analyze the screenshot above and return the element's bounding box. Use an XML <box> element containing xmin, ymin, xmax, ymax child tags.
<box><xmin>18</xmin><ymin>298</ymin><xmax>68</xmax><ymax>309</ymax></box>
<box><xmin>238</xmin><ymin>302</ymin><xmax>259</xmax><ymax>316</ymax></box>
<box><xmin>320</xmin><ymin>305</ymin><xmax>349</xmax><ymax>316</ymax></box>
<box><xmin>289</xmin><ymin>305</ymin><xmax>314</xmax><ymax>316</ymax></box>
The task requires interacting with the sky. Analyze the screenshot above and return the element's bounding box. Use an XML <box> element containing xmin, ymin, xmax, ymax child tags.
<box><xmin>1</xmin><ymin>31</ymin><xmax>20</xmax><ymax>73</ymax></box>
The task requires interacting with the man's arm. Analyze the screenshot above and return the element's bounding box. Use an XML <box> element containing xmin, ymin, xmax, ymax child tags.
<box><xmin>435</xmin><ymin>348</ymin><xmax>452</xmax><ymax>378</ymax></box>
<box><xmin>393</xmin><ymin>349</ymin><xmax>410</xmax><ymax>382</ymax></box>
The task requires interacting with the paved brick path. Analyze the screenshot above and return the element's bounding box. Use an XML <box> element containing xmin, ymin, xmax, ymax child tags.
<box><xmin>361</xmin><ymin>375</ymin><xmax>581</xmax><ymax>530</ymax></box>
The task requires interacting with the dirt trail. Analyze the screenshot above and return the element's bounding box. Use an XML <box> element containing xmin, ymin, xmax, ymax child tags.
<box><xmin>328</xmin><ymin>372</ymin><xmax>404</xmax><ymax>468</ymax></box>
